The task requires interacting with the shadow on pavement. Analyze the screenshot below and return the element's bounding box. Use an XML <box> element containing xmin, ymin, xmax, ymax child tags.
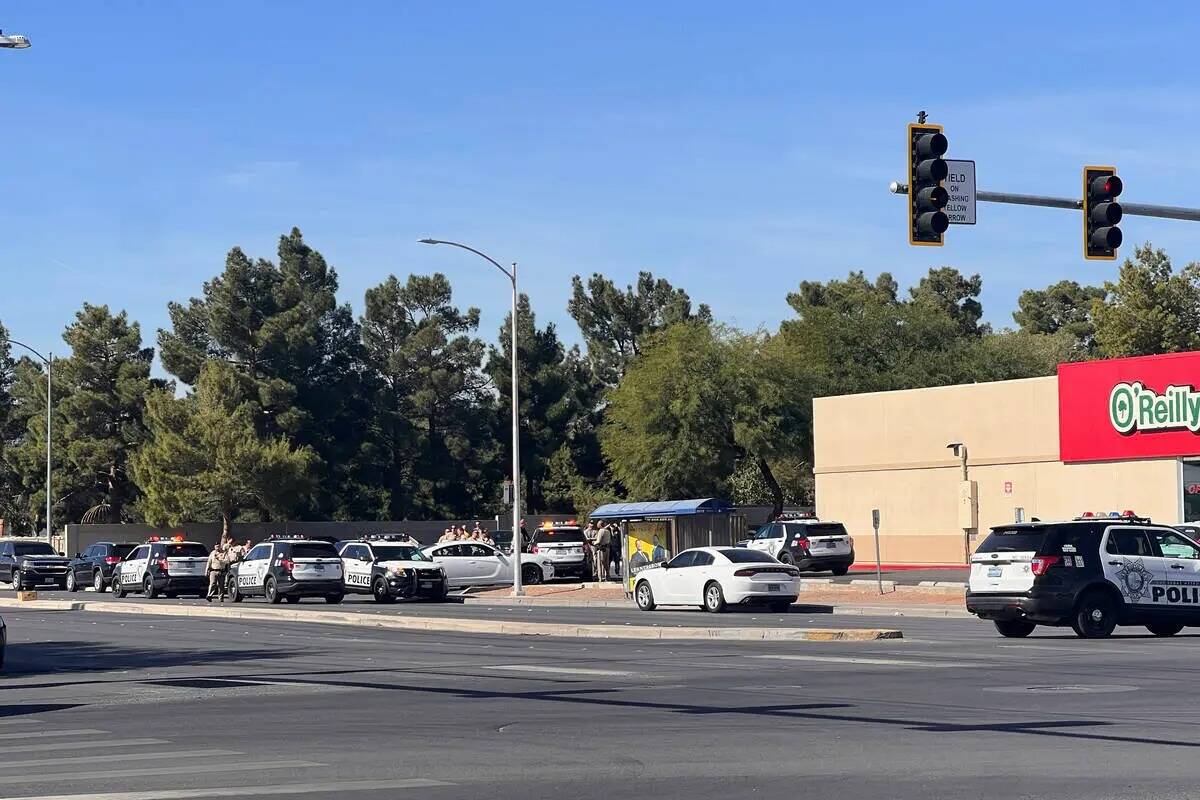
<box><xmin>3</xmin><ymin>641</ymin><xmax>303</xmax><ymax>680</ymax></box>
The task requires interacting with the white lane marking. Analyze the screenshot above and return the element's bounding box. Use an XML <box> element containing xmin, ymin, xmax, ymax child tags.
<box><xmin>0</xmin><ymin>761</ymin><xmax>323</xmax><ymax>786</ymax></box>
<box><xmin>488</xmin><ymin>664</ymin><xmax>633</xmax><ymax>677</ymax></box>
<box><xmin>4</xmin><ymin>749</ymin><xmax>241</xmax><ymax>770</ymax></box>
<box><xmin>0</xmin><ymin>778</ymin><xmax>454</xmax><ymax>800</ymax></box>
<box><xmin>0</xmin><ymin>729</ymin><xmax>105</xmax><ymax>741</ymax></box>
<box><xmin>750</xmin><ymin>655</ymin><xmax>977</xmax><ymax>668</ymax></box>
<box><xmin>0</xmin><ymin>738</ymin><xmax>169</xmax><ymax>755</ymax></box>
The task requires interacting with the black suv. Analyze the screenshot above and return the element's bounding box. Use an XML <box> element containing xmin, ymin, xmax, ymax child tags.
<box><xmin>0</xmin><ymin>539</ymin><xmax>71</xmax><ymax>590</ymax></box>
<box><xmin>967</xmin><ymin>514</ymin><xmax>1200</xmax><ymax>638</ymax></box>
<box><xmin>66</xmin><ymin>542</ymin><xmax>139</xmax><ymax>593</ymax></box>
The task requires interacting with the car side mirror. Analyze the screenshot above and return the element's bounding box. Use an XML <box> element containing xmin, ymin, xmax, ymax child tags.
<box><xmin>73</xmin><ymin>553</ymin><xmax>80</xmax><ymax>559</ymax></box>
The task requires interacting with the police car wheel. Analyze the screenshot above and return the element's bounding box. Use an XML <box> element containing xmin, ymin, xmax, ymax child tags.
<box><xmin>111</xmin><ymin>576</ymin><xmax>126</xmax><ymax>598</ymax></box>
<box><xmin>324</xmin><ymin>593</ymin><xmax>344</xmax><ymax>604</ymax></box>
<box><xmin>12</xmin><ymin>571</ymin><xmax>22</xmax><ymax>591</ymax></box>
<box><xmin>993</xmin><ymin>619</ymin><xmax>1036</xmax><ymax>638</ymax></box>
<box><xmin>229</xmin><ymin>582</ymin><xmax>242</xmax><ymax>603</ymax></box>
<box><xmin>1071</xmin><ymin>591</ymin><xmax>1118</xmax><ymax>639</ymax></box>
<box><xmin>1146</xmin><ymin>621</ymin><xmax>1185</xmax><ymax>637</ymax></box>
<box><xmin>372</xmin><ymin>577</ymin><xmax>394</xmax><ymax>603</ymax></box>
<box><xmin>143</xmin><ymin>576</ymin><xmax>158</xmax><ymax>599</ymax></box>
<box><xmin>93</xmin><ymin>570</ymin><xmax>106</xmax><ymax>592</ymax></box>
<box><xmin>265</xmin><ymin>577</ymin><xmax>282</xmax><ymax>604</ymax></box>
<box><xmin>778</xmin><ymin>552</ymin><xmax>794</xmax><ymax>566</ymax></box>
<box><xmin>635</xmin><ymin>581</ymin><xmax>656</xmax><ymax>611</ymax></box>
<box><xmin>66</xmin><ymin>571</ymin><xmax>77</xmax><ymax>592</ymax></box>
<box><xmin>704</xmin><ymin>582</ymin><xmax>727</xmax><ymax>613</ymax></box>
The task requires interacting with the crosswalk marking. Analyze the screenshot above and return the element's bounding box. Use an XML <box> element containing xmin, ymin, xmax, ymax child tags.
<box><xmin>489</xmin><ymin>664</ymin><xmax>633</xmax><ymax>677</ymax></box>
<box><xmin>0</xmin><ymin>729</ymin><xmax>106</xmax><ymax>741</ymax></box>
<box><xmin>4</xmin><ymin>749</ymin><xmax>241</xmax><ymax>770</ymax></box>
<box><xmin>0</xmin><ymin>738</ymin><xmax>168</xmax><ymax>755</ymax></box>
<box><xmin>0</xmin><ymin>760</ymin><xmax>323</xmax><ymax>786</ymax></box>
<box><xmin>0</xmin><ymin>778</ymin><xmax>454</xmax><ymax>800</ymax></box>
<box><xmin>750</xmin><ymin>654</ymin><xmax>977</xmax><ymax>668</ymax></box>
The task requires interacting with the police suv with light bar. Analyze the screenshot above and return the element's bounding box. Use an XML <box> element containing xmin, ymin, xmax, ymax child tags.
<box><xmin>338</xmin><ymin>535</ymin><xmax>448</xmax><ymax>603</ymax></box>
<box><xmin>229</xmin><ymin>536</ymin><xmax>345</xmax><ymax>604</ymax></box>
<box><xmin>111</xmin><ymin>536</ymin><xmax>210</xmax><ymax>598</ymax></box>
<box><xmin>967</xmin><ymin>511</ymin><xmax>1200</xmax><ymax>638</ymax></box>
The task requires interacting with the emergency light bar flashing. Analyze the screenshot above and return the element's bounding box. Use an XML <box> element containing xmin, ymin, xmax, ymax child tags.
<box><xmin>1074</xmin><ymin>510</ymin><xmax>1151</xmax><ymax>523</ymax></box>
<box><xmin>363</xmin><ymin>533</ymin><xmax>417</xmax><ymax>542</ymax></box>
<box><xmin>146</xmin><ymin>535</ymin><xmax>186</xmax><ymax>543</ymax></box>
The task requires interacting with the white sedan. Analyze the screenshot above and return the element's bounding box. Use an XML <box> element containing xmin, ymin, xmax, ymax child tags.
<box><xmin>633</xmin><ymin>547</ymin><xmax>801</xmax><ymax>613</ymax></box>
<box><xmin>421</xmin><ymin>542</ymin><xmax>554</xmax><ymax>589</ymax></box>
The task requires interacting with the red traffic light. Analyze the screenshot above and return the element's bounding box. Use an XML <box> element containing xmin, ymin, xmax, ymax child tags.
<box><xmin>1090</xmin><ymin>174</ymin><xmax>1123</xmax><ymax>199</ymax></box>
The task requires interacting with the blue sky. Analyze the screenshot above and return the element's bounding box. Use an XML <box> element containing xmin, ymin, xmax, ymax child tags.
<box><xmin>3</xmin><ymin>1</ymin><xmax>1200</xmax><ymax>369</ymax></box>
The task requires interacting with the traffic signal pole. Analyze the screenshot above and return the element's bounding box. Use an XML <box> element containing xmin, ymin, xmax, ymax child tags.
<box><xmin>889</xmin><ymin>181</ymin><xmax>1200</xmax><ymax>223</ymax></box>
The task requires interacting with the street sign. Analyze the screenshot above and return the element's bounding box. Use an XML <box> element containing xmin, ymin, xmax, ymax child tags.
<box><xmin>944</xmin><ymin>160</ymin><xmax>976</xmax><ymax>224</ymax></box>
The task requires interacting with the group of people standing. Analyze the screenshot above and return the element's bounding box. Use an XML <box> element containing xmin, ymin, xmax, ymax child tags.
<box><xmin>584</xmin><ymin>521</ymin><xmax>621</xmax><ymax>582</ymax></box>
<box><xmin>206</xmin><ymin>535</ymin><xmax>252</xmax><ymax>602</ymax></box>
<box><xmin>437</xmin><ymin>524</ymin><xmax>496</xmax><ymax>546</ymax></box>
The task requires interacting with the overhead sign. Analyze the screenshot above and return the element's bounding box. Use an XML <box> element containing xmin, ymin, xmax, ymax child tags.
<box><xmin>944</xmin><ymin>160</ymin><xmax>976</xmax><ymax>225</ymax></box>
<box><xmin>1059</xmin><ymin>351</ymin><xmax>1200</xmax><ymax>462</ymax></box>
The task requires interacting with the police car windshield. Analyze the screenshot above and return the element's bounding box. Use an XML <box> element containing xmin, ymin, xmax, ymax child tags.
<box><xmin>533</xmin><ymin>529</ymin><xmax>584</xmax><ymax>544</ymax></box>
<box><xmin>793</xmin><ymin>523</ymin><xmax>847</xmax><ymax>537</ymax></box>
<box><xmin>164</xmin><ymin>544</ymin><xmax>207</xmax><ymax>558</ymax></box>
<box><xmin>976</xmin><ymin>527</ymin><xmax>1047</xmax><ymax>553</ymax></box>
<box><xmin>371</xmin><ymin>545</ymin><xmax>427</xmax><ymax>562</ymax></box>
<box><xmin>13</xmin><ymin>541</ymin><xmax>56</xmax><ymax>556</ymax></box>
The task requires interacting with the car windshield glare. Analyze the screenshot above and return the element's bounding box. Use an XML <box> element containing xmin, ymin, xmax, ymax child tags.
<box><xmin>14</xmin><ymin>542</ymin><xmax>56</xmax><ymax>556</ymax></box>
<box><xmin>719</xmin><ymin>548</ymin><xmax>777</xmax><ymax>563</ymax></box>
<box><xmin>373</xmin><ymin>546</ymin><xmax>426</xmax><ymax>562</ymax></box>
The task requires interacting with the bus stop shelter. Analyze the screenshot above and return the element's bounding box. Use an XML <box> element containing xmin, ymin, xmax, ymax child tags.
<box><xmin>588</xmin><ymin>498</ymin><xmax>745</xmax><ymax>594</ymax></box>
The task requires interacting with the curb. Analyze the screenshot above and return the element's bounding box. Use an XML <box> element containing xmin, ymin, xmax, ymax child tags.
<box><xmin>0</xmin><ymin>598</ymin><xmax>903</xmax><ymax>641</ymax></box>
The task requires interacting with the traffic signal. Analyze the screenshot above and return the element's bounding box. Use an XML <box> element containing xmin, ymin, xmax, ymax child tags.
<box><xmin>908</xmin><ymin>123</ymin><xmax>949</xmax><ymax>246</ymax></box>
<box><xmin>1083</xmin><ymin>166</ymin><xmax>1123</xmax><ymax>260</ymax></box>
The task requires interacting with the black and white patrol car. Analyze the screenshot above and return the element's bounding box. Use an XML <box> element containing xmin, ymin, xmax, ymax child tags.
<box><xmin>742</xmin><ymin>516</ymin><xmax>855</xmax><ymax>575</ymax></box>
<box><xmin>967</xmin><ymin>512</ymin><xmax>1200</xmax><ymax>638</ymax></box>
<box><xmin>338</xmin><ymin>535</ymin><xmax>448</xmax><ymax>603</ymax></box>
<box><xmin>229</xmin><ymin>537</ymin><xmax>345</xmax><ymax>604</ymax></box>
<box><xmin>111</xmin><ymin>537</ymin><xmax>210</xmax><ymax>598</ymax></box>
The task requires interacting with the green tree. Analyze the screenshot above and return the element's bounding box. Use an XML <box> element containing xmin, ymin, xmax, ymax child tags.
<box><xmin>488</xmin><ymin>295</ymin><xmax>592</xmax><ymax>513</ymax></box>
<box><xmin>134</xmin><ymin>361</ymin><xmax>316</xmax><ymax>538</ymax></box>
<box><xmin>1013</xmin><ymin>280</ymin><xmax>1106</xmax><ymax>354</ymax></box>
<box><xmin>568</xmin><ymin>271</ymin><xmax>711</xmax><ymax>386</ymax></box>
<box><xmin>359</xmin><ymin>273</ymin><xmax>498</xmax><ymax>519</ymax></box>
<box><xmin>55</xmin><ymin>305</ymin><xmax>157</xmax><ymax>522</ymax></box>
<box><xmin>157</xmin><ymin>228</ymin><xmax>368</xmax><ymax>518</ymax></box>
<box><xmin>909</xmin><ymin>267</ymin><xmax>987</xmax><ymax>337</ymax></box>
<box><xmin>966</xmin><ymin>330</ymin><xmax>1078</xmax><ymax>383</ymax></box>
<box><xmin>0</xmin><ymin>327</ymin><xmax>24</xmax><ymax>531</ymax></box>
<box><xmin>1093</xmin><ymin>243</ymin><xmax>1200</xmax><ymax>357</ymax></box>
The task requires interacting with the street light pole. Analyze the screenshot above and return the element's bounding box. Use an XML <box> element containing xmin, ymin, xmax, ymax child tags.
<box><xmin>4</xmin><ymin>339</ymin><xmax>52</xmax><ymax>540</ymax></box>
<box><xmin>419</xmin><ymin>239</ymin><xmax>524</xmax><ymax>597</ymax></box>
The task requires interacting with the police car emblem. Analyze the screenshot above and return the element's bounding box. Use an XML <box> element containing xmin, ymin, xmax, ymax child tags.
<box><xmin>1114</xmin><ymin>558</ymin><xmax>1154</xmax><ymax>601</ymax></box>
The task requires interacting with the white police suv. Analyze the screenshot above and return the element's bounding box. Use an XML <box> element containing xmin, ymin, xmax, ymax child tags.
<box><xmin>229</xmin><ymin>537</ymin><xmax>345</xmax><ymax>604</ymax></box>
<box><xmin>967</xmin><ymin>511</ymin><xmax>1200</xmax><ymax>638</ymax></box>
<box><xmin>111</xmin><ymin>537</ymin><xmax>209</xmax><ymax>599</ymax></box>
<box><xmin>339</xmin><ymin>535</ymin><xmax>448</xmax><ymax>603</ymax></box>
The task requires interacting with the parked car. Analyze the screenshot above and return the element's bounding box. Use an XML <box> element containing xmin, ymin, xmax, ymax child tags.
<box><xmin>421</xmin><ymin>541</ymin><xmax>554</xmax><ymax>588</ymax></box>
<box><xmin>633</xmin><ymin>547</ymin><xmax>801</xmax><ymax>613</ymax></box>
<box><xmin>744</xmin><ymin>517</ymin><xmax>855</xmax><ymax>575</ymax></box>
<box><xmin>339</xmin><ymin>537</ymin><xmax>448</xmax><ymax>603</ymax></box>
<box><xmin>0</xmin><ymin>539</ymin><xmax>71</xmax><ymax>590</ymax></box>
<box><xmin>529</xmin><ymin>524</ymin><xmax>589</xmax><ymax>579</ymax></box>
<box><xmin>66</xmin><ymin>542</ymin><xmax>139</xmax><ymax>593</ymax></box>
<box><xmin>229</xmin><ymin>537</ymin><xmax>345</xmax><ymax>604</ymax></box>
<box><xmin>111</xmin><ymin>537</ymin><xmax>210</xmax><ymax>599</ymax></box>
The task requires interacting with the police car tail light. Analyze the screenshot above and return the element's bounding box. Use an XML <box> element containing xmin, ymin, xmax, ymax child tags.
<box><xmin>154</xmin><ymin>558</ymin><xmax>170</xmax><ymax>572</ymax></box>
<box><xmin>280</xmin><ymin>557</ymin><xmax>295</xmax><ymax>573</ymax></box>
<box><xmin>794</xmin><ymin>536</ymin><xmax>810</xmax><ymax>551</ymax></box>
<box><xmin>1030</xmin><ymin>555</ymin><xmax>1061</xmax><ymax>576</ymax></box>
<box><xmin>103</xmin><ymin>556</ymin><xmax>121</xmax><ymax>565</ymax></box>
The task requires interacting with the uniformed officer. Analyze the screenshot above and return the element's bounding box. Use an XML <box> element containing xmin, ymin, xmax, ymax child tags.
<box><xmin>590</xmin><ymin>523</ymin><xmax>611</xmax><ymax>582</ymax></box>
<box><xmin>206</xmin><ymin>540</ymin><xmax>230</xmax><ymax>602</ymax></box>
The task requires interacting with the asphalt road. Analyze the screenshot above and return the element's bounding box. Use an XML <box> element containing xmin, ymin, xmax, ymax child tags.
<box><xmin>7</xmin><ymin>607</ymin><xmax>1200</xmax><ymax>799</ymax></box>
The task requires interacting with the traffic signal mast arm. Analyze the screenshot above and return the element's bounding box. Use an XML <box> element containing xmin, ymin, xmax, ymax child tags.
<box><xmin>889</xmin><ymin>182</ymin><xmax>1200</xmax><ymax>223</ymax></box>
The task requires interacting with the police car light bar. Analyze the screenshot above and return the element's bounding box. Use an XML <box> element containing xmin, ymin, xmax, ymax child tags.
<box><xmin>363</xmin><ymin>533</ymin><xmax>415</xmax><ymax>542</ymax></box>
<box><xmin>264</xmin><ymin>533</ymin><xmax>309</xmax><ymax>541</ymax></box>
<box><xmin>146</xmin><ymin>535</ymin><xmax>186</xmax><ymax>543</ymax></box>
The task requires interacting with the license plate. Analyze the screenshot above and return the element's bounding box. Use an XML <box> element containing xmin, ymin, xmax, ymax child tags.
<box><xmin>825</xmin><ymin>542</ymin><xmax>838</xmax><ymax>548</ymax></box>
<box><xmin>767</xmin><ymin>583</ymin><xmax>781</xmax><ymax>592</ymax></box>
<box><xmin>419</xmin><ymin>581</ymin><xmax>434</xmax><ymax>589</ymax></box>
<box><xmin>987</xmin><ymin>566</ymin><xmax>1003</xmax><ymax>578</ymax></box>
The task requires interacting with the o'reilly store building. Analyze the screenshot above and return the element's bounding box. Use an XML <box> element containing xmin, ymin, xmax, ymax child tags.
<box><xmin>813</xmin><ymin>351</ymin><xmax>1200</xmax><ymax>566</ymax></box>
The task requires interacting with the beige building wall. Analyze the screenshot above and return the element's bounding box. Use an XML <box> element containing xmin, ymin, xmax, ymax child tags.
<box><xmin>814</xmin><ymin>376</ymin><xmax>1180</xmax><ymax>565</ymax></box>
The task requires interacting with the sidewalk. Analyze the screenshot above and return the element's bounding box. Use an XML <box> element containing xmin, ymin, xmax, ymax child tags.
<box><xmin>464</xmin><ymin>580</ymin><xmax>970</xmax><ymax>618</ymax></box>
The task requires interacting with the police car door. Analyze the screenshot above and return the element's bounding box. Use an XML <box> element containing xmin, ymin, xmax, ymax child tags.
<box><xmin>1102</xmin><ymin>527</ymin><xmax>1164</xmax><ymax>609</ymax></box>
<box><xmin>121</xmin><ymin>545</ymin><xmax>150</xmax><ymax>585</ymax></box>
<box><xmin>748</xmin><ymin>525</ymin><xmax>783</xmax><ymax>557</ymax></box>
<box><xmin>1146</xmin><ymin>528</ymin><xmax>1200</xmax><ymax>615</ymax></box>
<box><xmin>342</xmin><ymin>544</ymin><xmax>373</xmax><ymax>591</ymax></box>
<box><xmin>239</xmin><ymin>544</ymin><xmax>272</xmax><ymax>594</ymax></box>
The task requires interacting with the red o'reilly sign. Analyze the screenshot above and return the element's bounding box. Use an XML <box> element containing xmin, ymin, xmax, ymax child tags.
<box><xmin>1060</xmin><ymin>351</ymin><xmax>1200</xmax><ymax>462</ymax></box>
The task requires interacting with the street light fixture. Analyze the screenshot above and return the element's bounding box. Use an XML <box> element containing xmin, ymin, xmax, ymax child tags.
<box><xmin>4</xmin><ymin>338</ymin><xmax>52</xmax><ymax>540</ymax></box>
<box><xmin>0</xmin><ymin>30</ymin><xmax>31</xmax><ymax>49</ymax></box>
<box><xmin>419</xmin><ymin>238</ymin><xmax>525</xmax><ymax>597</ymax></box>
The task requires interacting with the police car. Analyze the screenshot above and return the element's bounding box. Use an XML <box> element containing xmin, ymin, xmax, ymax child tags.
<box><xmin>228</xmin><ymin>536</ymin><xmax>345</xmax><ymax>604</ymax></box>
<box><xmin>742</xmin><ymin>515</ymin><xmax>855</xmax><ymax>575</ymax></box>
<box><xmin>338</xmin><ymin>535</ymin><xmax>448</xmax><ymax>603</ymax></box>
<box><xmin>111</xmin><ymin>536</ymin><xmax>210</xmax><ymax>599</ymax></box>
<box><xmin>967</xmin><ymin>511</ymin><xmax>1200</xmax><ymax>638</ymax></box>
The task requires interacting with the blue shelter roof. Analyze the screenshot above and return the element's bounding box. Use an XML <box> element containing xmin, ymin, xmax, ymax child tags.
<box><xmin>588</xmin><ymin>498</ymin><xmax>734</xmax><ymax>520</ymax></box>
